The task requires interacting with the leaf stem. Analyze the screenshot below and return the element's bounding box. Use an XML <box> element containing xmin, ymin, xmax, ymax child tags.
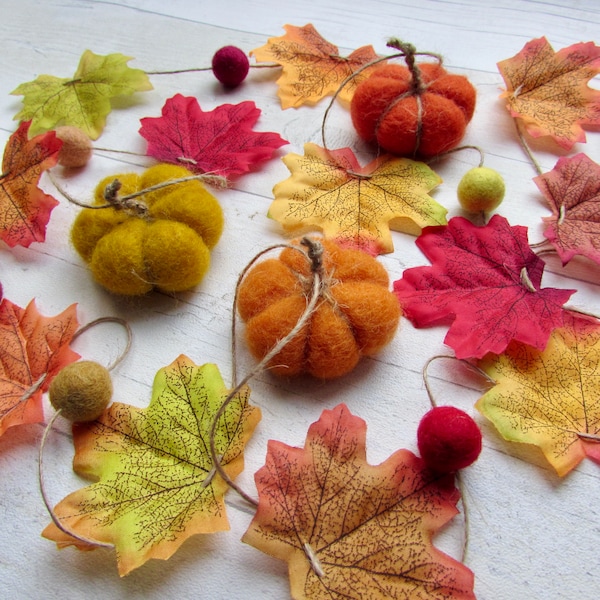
<box><xmin>514</xmin><ymin>118</ymin><xmax>543</xmax><ymax>176</ymax></box>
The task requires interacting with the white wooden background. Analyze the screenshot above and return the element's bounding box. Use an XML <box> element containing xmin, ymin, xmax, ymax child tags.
<box><xmin>1</xmin><ymin>1</ymin><xmax>599</xmax><ymax>598</ymax></box>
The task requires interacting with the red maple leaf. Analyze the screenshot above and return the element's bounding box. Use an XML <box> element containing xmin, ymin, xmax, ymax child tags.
<box><xmin>0</xmin><ymin>298</ymin><xmax>79</xmax><ymax>436</ymax></box>
<box><xmin>0</xmin><ymin>120</ymin><xmax>62</xmax><ymax>247</ymax></box>
<box><xmin>242</xmin><ymin>403</ymin><xmax>474</xmax><ymax>599</ymax></box>
<box><xmin>536</xmin><ymin>153</ymin><xmax>600</xmax><ymax>266</ymax></box>
<box><xmin>139</xmin><ymin>94</ymin><xmax>288</xmax><ymax>178</ymax></box>
<box><xmin>393</xmin><ymin>215</ymin><xmax>575</xmax><ymax>359</ymax></box>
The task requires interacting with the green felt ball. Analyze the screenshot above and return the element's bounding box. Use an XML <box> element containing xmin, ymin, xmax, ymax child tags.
<box><xmin>457</xmin><ymin>167</ymin><xmax>506</xmax><ymax>214</ymax></box>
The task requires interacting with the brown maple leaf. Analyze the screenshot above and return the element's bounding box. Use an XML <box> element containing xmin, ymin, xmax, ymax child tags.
<box><xmin>268</xmin><ymin>143</ymin><xmax>445</xmax><ymax>254</ymax></box>
<box><xmin>0</xmin><ymin>298</ymin><xmax>79</xmax><ymax>436</ymax></box>
<box><xmin>535</xmin><ymin>153</ymin><xmax>600</xmax><ymax>266</ymax></box>
<box><xmin>497</xmin><ymin>37</ymin><xmax>600</xmax><ymax>149</ymax></box>
<box><xmin>242</xmin><ymin>403</ymin><xmax>475</xmax><ymax>600</ymax></box>
<box><xmin>251</xmin><ymin>23</ymin><xmax>380</xmax><ymax>108</ymax></box>
<box><xmin>0</xmin><ymin>120</ymin><xmax>62</xmax><ymax>247</ymax></box>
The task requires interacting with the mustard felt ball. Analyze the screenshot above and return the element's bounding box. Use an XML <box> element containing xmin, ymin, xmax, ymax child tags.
<box><xmin>70</xmin><ymin>164</ymin><xmax>224</xmax><ymax>295</ymax></box>
<box><xmin>457</xmin><ymin>167</ymin><xmax>506</xmax><ymax>214</ymax></box>
<box><xmin>55</xmin><ymin>126</ymin><xmax>93</xmax><ymax>168</ymax></box>
<box><xmin>49</xmin><ymin>361</ymin><xmax>113</xmax><ymax>422</ymax></box>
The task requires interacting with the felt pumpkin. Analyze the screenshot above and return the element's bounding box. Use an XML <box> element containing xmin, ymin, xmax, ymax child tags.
<box><xmin>350</xmin><ymin>62</ymin><xmax>476</xmax><ymax>158</ymax></box>
<box><xmin>237</xmin><ymin>238</ymin><xmax>401</xmax><ymax>379</ymax></box>
<box><xmin>71</xmin><ymin>164</ymin><xmax>224</xmax><ymax>295</ymax></box>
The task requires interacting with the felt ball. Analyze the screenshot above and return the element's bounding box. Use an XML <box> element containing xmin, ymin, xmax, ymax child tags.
<box><xmin>417</xmin><ymin>406</ymin><xmax>482</xmax><ymax>473</ymax></box>
<box><xmin>49</xmin><ymin>361</ymin><xmax>112</xmax><ymax>422</ymax></box>
<box><xmin>457</xmin><ymin>167</ymin><xmax>506</xmax><ymax>214</ymax></box>
<box><xmin>71</xmin><ymin>164</ymin><xmax>223</xmax><ymax>295</ymax></box>
<box><xmin>55</xmin><ymin>126</ymin><xmax>93</xmax><ymax>168</ymax></box>
<box><xmin>211</xmin><ymin>45</ymin><xmax>250</xmax><ymax>87</ymax></box>
<box><xmin>237</xmin><ymin>239</ymin><xmax>401</xmax><ymax>379</ymax></box>
<box><xmin>350</xmin><ymin>63</ymin><xmax>476</xmax><ymax>158</ymax></box>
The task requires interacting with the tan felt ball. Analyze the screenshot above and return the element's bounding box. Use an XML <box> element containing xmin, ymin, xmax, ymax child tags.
<box><xmin>49</xmin><ymin>361</ymin><xmax>113</xmax><ymax>422</ymax></box>
<box><xmin>55</xmin><ymin>126</ymin><xmax>93</xmax><ymax>168</ymax></box>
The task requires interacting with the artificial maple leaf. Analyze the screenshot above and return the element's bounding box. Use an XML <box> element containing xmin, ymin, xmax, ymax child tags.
<box><xmin>42</xmin><ymin>357</ymin><xmax>260</xmax><ymax>576</ymax></box>
<box><xmin>393</xmin><ymin>215</ymin><xmax>575</xmax><ymax>359</ymax></box>
<box><xmin>139</xmin><ymin>94</ymin><xmax>287</xmax><ymax>178</ymax></box>
<box><xmin>12</xmin><ymin>49</ymin><xmax>153</xmax><ymax>139</ymax></box>
<box><xmin>243</xmin><ymin>403</ymin><xmax>474</xmax><ymax>600</ymax></box>
<box><xmin>251</xmin><ymin>23</ymin><xmax>380</xmax><ymax>108</ymax></box>
<box><xmin>0</xmin><ymin>121</ymin><xmax>62</xmax><ymax>247</ymax></box>
<box><xmin>476</xmin><ymin>311</ymin><xmax>600</xmax><ymax>476</ymax></box>
<box><xmin>497</xmin><ymin>37</ymin><xmax>600</xmax><ymax>149</ymax></box>
<box><xmin>535</xmin><ymin>153</ymin><xmax>600</xmax><ymax>266</ymax></box>
<box><xmin>268</xmin><ymin>143</ymin><xmax>445</xmax><ymax>254</ymax></box>
<box><xmin>0</xmin><ymin>298</ymin><xmax>79</xmax><ymax>437</ymax></box>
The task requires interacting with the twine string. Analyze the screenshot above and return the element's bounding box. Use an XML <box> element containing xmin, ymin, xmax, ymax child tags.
<box><xmin>211</xmin><ymin>237</ymin><xmax>326</xmax><ymax>508</ymax></box>
<box><xmin>49</xmin><ymin>171</ymin><xmax>228</xmax><ymax>215</ymax></box>
<box><xmin>421</xmin><ymin>354</ymin><xmax>494</xmax><ymax>564</ymax></box>
<box><xmin>38</xmin><ymin>316</ymin><xmax>132</xmax><ymax>549</ymax></box>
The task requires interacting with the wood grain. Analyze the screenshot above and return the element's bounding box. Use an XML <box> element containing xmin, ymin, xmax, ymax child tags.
<box><xmin>0</xmin><ymin>1</ymin><xmax>598</xmax><ymax>598</ymax></box>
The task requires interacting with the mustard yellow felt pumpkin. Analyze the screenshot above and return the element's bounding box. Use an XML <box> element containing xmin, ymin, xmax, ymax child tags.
<box><xmin>71</xmin><ymin>164</ymin><xmax>224</xmax><ymax>295</ymax></box>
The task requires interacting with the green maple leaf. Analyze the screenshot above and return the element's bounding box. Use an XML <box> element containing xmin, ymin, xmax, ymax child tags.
<box><xmin>11</xmin><ymin>50</ymin><xmax>153</xmax><ymax>139</ymax></box>
<box><xmin>42</xmin><ymin>356</ymin><xmax>261</xmax><ymax>576</ymax></box>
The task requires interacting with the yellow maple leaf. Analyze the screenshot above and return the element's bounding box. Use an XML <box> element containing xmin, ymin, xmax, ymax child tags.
<box><xmin>498</xmin><ymin>37</ymin><xmax>600</xmax><ymax>149</ymax></box>
<box><xmin>43</xmin><ymin>357</ymin><xmax>260</xmax><ymax>575</ymax></box>
<box><xmin>11</xmin><ymin>50</ymin><xmax>153</xmax><ymax>139</ymax></box>
<box><xmin>251</xmin><ymin>23</ymin><xmax>380</xmax><ymax>108</ymax></box>
<box><xmin>476</xmin><ymin>311</ymin><xmax>600</xmax><ymax>476</ymax></box>
<box><xmin>268</xmin><ymin>143</ymin><xmax>445</xmax><ymax>254</ymax></box>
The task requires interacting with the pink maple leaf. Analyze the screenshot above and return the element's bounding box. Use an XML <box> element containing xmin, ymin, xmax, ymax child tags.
<box><xmin>393</xmin><ymin>215</ymin><xmax>575</xmax><ymax>359</ymax></box>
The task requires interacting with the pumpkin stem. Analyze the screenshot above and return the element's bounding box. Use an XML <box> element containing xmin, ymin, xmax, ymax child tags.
<box><xmin>388</xmin><ymin>39</ymin><xmax>425</xmax><ymax>95</ymax></box>
<box><xmin>301</xmin><ymin>237</ymin><xmax>325</xmax><ymax>275</ymax></box>
<box><xmin>104</xmin><ymin>178</ymin><xmax>150</xmax><ymax>219</ymax></box>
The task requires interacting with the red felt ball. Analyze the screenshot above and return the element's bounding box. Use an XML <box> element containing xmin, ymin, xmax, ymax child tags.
<box><xmin>417</xmin><ymin>406</ymin><xmax>482</xmax><ymax>472</ymax></box>
<box><xmin>211</xmin><ymin>45</ymin><xmax>250</xmax><ymax>87</ymax></box>
<box><xmin>350</xmin><ymin>63</ymin><xmax>476</xmax><ymax>158</ymax></box>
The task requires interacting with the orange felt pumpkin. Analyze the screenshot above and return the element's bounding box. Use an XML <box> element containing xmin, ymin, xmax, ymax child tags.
<box><xmin>350</xmin><ymin>62</ymin><xmax>476</xmax><ymax>158</ymax></box>
<box><xmin>237</xmin><ymin>238</ymin><xmax>401</xmax><ymax>379</ymax></box>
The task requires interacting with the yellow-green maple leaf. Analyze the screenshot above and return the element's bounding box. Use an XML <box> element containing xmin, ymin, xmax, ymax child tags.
<box><xmin>11</xmin><ymin>50</ymin><xmax>153</xmax><ymax>139</ymax></box>
<box><xmin>476</xmin><ymin>311</ymin><xmax>600</xmax><ymax>476</ymax></box>
<box><xmin>268</xmin><ymin>143</ymin><xmax>445</xmax><ymax>254</ymax></box>
<box><xmin>42</xmin><ymin>356</ymin><xmax>260</xmax><ymax>576</ymax></box>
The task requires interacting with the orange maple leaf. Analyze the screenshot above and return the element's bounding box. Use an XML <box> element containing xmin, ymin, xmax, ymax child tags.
<box><xmin>268</xmin><ymin>143</ymin><xmax>445</xmax><ymax>254</ymax></box>
<box><xmin>0</xmin><ymin>298</ymin><xmax>79</xmax><ymax>437</ymax></box>
<box><xmin>243</xmin><ymin>403</ymin><xmax>475</xmax><ymax>600</ymax></box>
<box><xmin>498</xmin><ymin>37</ymin><xmax>600</xmax><ymax>149</ymax></box>
<box><xmin>476</xmin><ymin>311</ymin><xmax>600</xmax><ymax>476</ymax></box>
<box><xmin>0</xmin><ymin>120</ymin><xmax>62</xmax><ymax>247</ymax></box>
<box><xmin>251</xmin><ymin>23</ymin><xmax>380</xmax><ymax>108</ymax></box>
